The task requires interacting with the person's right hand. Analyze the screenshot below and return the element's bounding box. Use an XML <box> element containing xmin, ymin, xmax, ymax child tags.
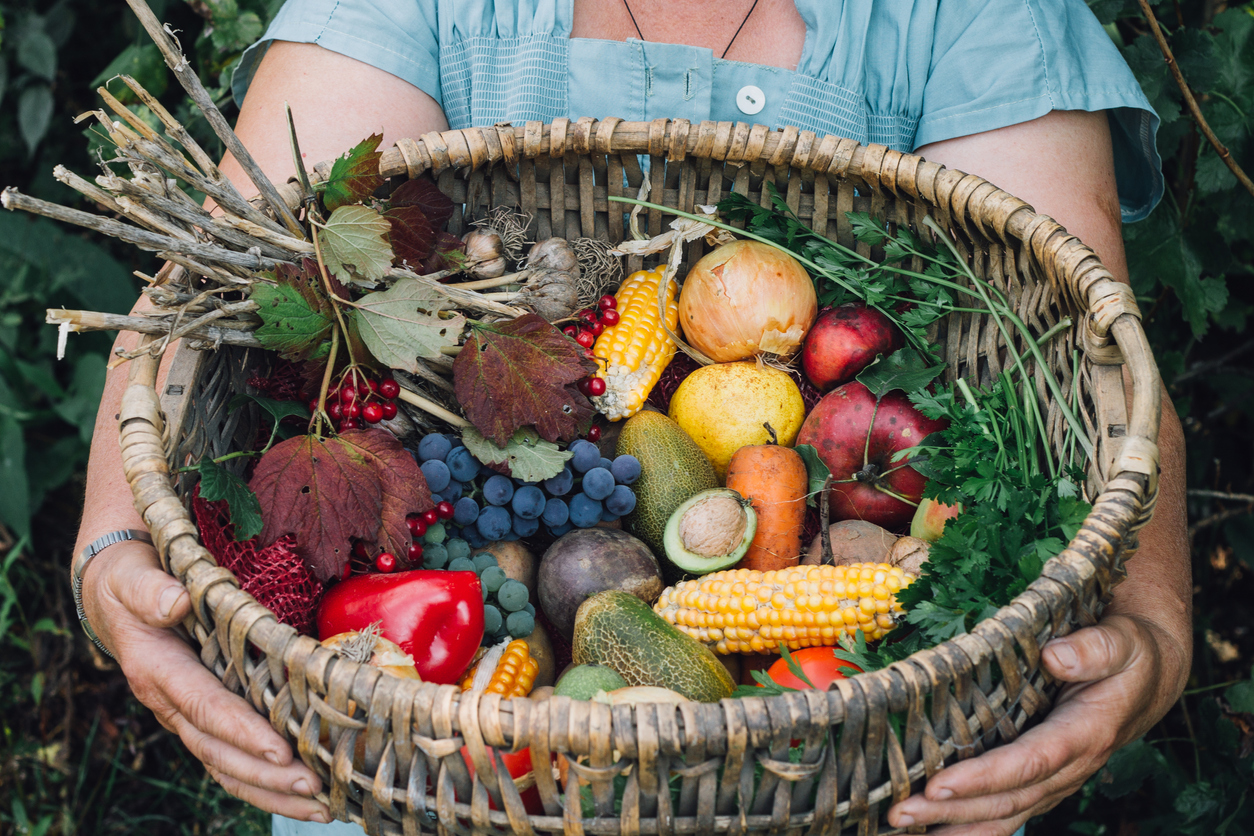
<box><xmin>81</xmin><ymin>538</ymin><xmax>332</xmax><ymax>823</ymax></box>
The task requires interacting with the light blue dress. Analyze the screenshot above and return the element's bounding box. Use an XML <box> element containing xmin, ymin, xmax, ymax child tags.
<box><xmin>237</xmin><ymin>1</ymin><xmax>1158</xmax><ymax>833</ymax></box>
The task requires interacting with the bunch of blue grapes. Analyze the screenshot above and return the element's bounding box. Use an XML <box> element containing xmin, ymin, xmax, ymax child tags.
<box><xmin>413</xmin><ymin>432</ymin><xmax>641</xmax><ymax>547</ymax></box>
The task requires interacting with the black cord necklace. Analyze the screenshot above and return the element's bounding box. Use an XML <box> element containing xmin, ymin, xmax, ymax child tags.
<box><xmin>621</xmin><ymin>0</ymin><xmax>762</xmax><ymax>60</ymax></box>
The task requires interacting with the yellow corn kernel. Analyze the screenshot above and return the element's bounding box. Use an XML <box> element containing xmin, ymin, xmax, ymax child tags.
<box><xmin>460</xmin><ymin>640</ymin><xmax>538</xmax><ymax>699</ymax></box>
<box><xmin>590</xmin><ymin>268</ymin><xmax>680</xmax><ymax>421</ymax></box>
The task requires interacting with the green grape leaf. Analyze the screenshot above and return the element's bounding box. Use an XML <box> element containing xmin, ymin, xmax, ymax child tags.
<box><xmin>321</xmin><ymin>133</ymin><xmax>385</xmax><ymax>212</ymax></box>
<box><xmin>251</xmin><ymin>280</ymin><xmax>334</xmax><ymax>361</ymax></box>
<box><xmin>318</xmin><ymin>204</ymin><xmax>394</xmax><ymax>287</ymax></box>
<box><xmin>855</xmin><ymin>348</ymin><xmax>946</xmax><ymax>400</ymax></box>
<box><xmin>197</xmin><ymin>459</ymin><xmax>263</xmax><ymax>541</ymax></box>
<box><xmin>229</xmin><ymin>393</ymin><xmax>310</xmax><ymax>426</ymax></box>
<box><xmin>793</xmin><ymin>443</ymin><xmax>831</xmax><ymax>508</ymax></box>
<box><xmin>352</xmin><ymin>277</ymin><xmax>465</xmax><ymax>373</ymax></box>
<box><xmin>462</xmin><ymin>426</ymin><xmax>573</xmax><ymax>483</ymax></box>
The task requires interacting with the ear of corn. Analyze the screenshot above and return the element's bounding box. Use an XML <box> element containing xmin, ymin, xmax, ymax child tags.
<box><xmin>592</xmin><ymin>267</ymin><xmax>679</xmax><ymax>421</ymax></box>
<box><xmin>653</xmin><ymin>563</ymin><xmax>916</xmax><ymax>653</ymax></box>
<box><xmin>460</xmin><ymin>639</ymin><xmax>539</xmax><ymax>698</ymax></box>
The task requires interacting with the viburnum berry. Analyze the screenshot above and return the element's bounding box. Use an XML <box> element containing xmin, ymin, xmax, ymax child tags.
<box><xmin>562</xmin><ymin>325</ymin><xmax>578</xmax><ymax>338</ymax></box>
<box><xmin>598</xmin><ymin>294</ymin><xmax>617</xmax><ymax>311</ymax></box>
<box><xmin>421</xmin><ymin>509</ymin><xmax>439</xmax><ymax>527</ymax></box>
<box><xmin>381</xmin><ymin>401</ymin><xmax>398</xmax><ymax>420</ymax></box>
<box><xmin>367</xmin><ymin>379</ymin><xmax>379</xmax><ymax>394</ymax></box>
<box><xmin>342</xmin><ymin>561</ymin><xmax>353</xmax><ymax>580</ymax></box>
<box><xmin>353</xmin><ymin>540</ymin><xmax>370</xmax><ymax>560</ymax></box>
<box><xmin>575</xmin><ymin>331</ymin><xmax>595</xmax><ymax>348</ymax></box>
<box><xmin>407</xmin><ymin>516</ymin><xmax>427</xmax><ymax>536</ymax></box>
<box><xmin>435</xmin><ymin>500</ymin><xmax>455</xmax><ymax>520</ymax></box>
<box><xmin>378</xmin><ymin>378</ymin><xmax>400</xmax><ymax>399</ymax></box>
<box><xmin>328</xmin><ymin>401</ymin><xmax>343</xmax><ymax>420</ymax></box>
<box><xmin>341</xmin><ymin>418</ymin><xmax>360</xmax><ymax>430</ymax></box>
<box><xmin>586</xmin><ymin>376</ymin><xmax>606</xmax><ymax>397</ymax></box>
<box><xmin>601</xmin><ymin>309</ymin><xmax>620</xmax><ymax>326</ymax></box>
<box><xmin>344</xmin><ymin>402</ymin><xmax>361</xmax><ymax>419</ymax></box>
<box><xmin>340</xmin><ymin>385</ymin><xmax>357</xmax><ymax>404</ymax></box>
<box><xmin>588</xmin><ymin>322</ymin><xmax>604</xmax><ymax>337</ymax></box>
<box><xmin>407</xmin><ymin>542</ymin><xmax>424</xmax><ymax>562</ymax></box>
<box><xmin>307</xmin><ymin>398</ymin><xmax>320</xmax><ymax>415</ymax></box>
<box><xmin>586</xmin><ymin>424</ymin><xmax>602</xmax><ymax>442</ymax></box>
<box><xmin>362</xmin><ymin>402</ymin><xmax>384</xmax><ymax>423</ymax></box>
<box><xmin>375</xmin><ymin>552</ymin><xmax>398</xmax><ymax>573</ymax></box>
<box><xmin>577</xmin><ymin>378</ymin><xmax>592</xmax><ymax>396</ymax></box>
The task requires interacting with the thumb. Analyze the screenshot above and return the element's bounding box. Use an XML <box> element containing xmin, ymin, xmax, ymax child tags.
<box><xmin>1041</xmin><ymin>616</ymin><xmax>1137</xmax><ymax>683</ymax></box>
<box><xmin>100</xmin><ymin>541</ymin><xmax>192</xmax><ymax>629</ymax></box>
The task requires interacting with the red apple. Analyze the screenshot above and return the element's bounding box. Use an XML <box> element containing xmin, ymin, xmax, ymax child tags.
<box><xmin>911</xmin><ymin>497</ymin><xmax>963</xmax><ymax>542</ymax></box>
<box><xmin>801</xmin><ymin>304</ymin><xmax>901</xmax><ymax>391</ymax></box>
<box><xmin>796</xmin><ymin>382</ymin><xmax>947</xmax><ymax>530</ymax></box>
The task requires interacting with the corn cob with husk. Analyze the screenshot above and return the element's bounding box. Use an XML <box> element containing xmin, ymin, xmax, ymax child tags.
<box><xmin>460</xmin><ymin>639</ymin><xmax>540</xmax><ymax>698</ymax></box>
<box><xmin>591</xmin><ymin>267</ymin><xmax>679</xmax><ymax>420</ymax></box>
<box><xmin>654</xmin><ymin>563</ymin><xmax>916</xmax><ymax>654</ymax></box>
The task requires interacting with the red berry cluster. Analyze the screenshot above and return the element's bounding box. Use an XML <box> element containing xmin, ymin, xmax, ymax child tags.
<box><xmin>310</xmin><ymin>370</ymin><xmax>402</xmax><ymax>432</ymax></box>
<box><xmin>564</xmin><ymin>295</ymin><xmax>618</xmax><ymax>400</ymax></box>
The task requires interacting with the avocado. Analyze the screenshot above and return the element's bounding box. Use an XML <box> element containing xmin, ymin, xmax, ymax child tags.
<box><xmin>663</xmin><ymin>488</ymin><xmax>757</xmax><ymax>575</ymax></box>
<box><xmin>571</xmin><ymin>590</ymin><xmax>735</xmax><ymax>702</ymax></box>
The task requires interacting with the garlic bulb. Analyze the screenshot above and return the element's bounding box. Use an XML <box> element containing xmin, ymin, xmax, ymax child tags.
<box><xmin>461</xmin><ymin>229</ymin><xmax>507</xmax><ymax>279</ymax></box>
<box><xmin>527</xmin><ymin>237</ymin><xmax>580</xmax><ymax>274</ymax></box>
<box><xmin>517</xmin><ymin>268</ymin><xmax>580</xmax><ymax>321</ymax></box>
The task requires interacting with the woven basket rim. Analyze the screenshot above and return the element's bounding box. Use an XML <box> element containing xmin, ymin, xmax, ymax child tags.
<box><xmin>119</xmin><ymin>119</ymin><xmax>1162</xmax><ymax>833</ymax></box>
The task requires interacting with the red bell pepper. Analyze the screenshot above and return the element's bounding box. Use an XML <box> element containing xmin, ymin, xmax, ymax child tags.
<box><xmin>317</xmin><ymin>570</ymin><xmax>484</xmax><ymax>684</ymax></box>
<box><xmin>459</xmin><ymin>745</ymin><xmax>547</xmax><ymax>815</ymax></box>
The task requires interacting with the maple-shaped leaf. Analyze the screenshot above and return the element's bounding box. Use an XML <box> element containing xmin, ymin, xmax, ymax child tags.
<box><xmin>322</xmin><ymin>133</ymin><xmax>385</xmax><ymax>212</ymax></box>
<box><xmin>338</xmin><ymin>428</ymin><xmax>432</xmax><ymax>556</ymax></box>
<box><xmin>384</xmin><ymin>204</ymin><xmax>436</xmax><ymax>268</ymax></box>
<box><xmin>353</xmin><ymin>277</ymin><xmax>466</xmax><ymax>372</ymax></box>
<box><xmin>453</xmin><ymin>314</ymin><xmax>597</xmax><ymax>446</ymax></box>
<box><xmin>197</xmin><ymin>459</ymin><xmax>263</xmax><ymax>541</ymax></box>
<box><xmin>251</xmin><ymin>280</ymin><xmax>333</xmax><ymax>361</ymax></box>
<box><xmin>319</xmin><ymin>204</ymin><xmax>394</xmax><ymax>286</ymax></box>
<box><xmin>249</xmin><ymin>434</ymin><xmax>382</xmax><ymax>580</ymax></box>
<box><xmin>389</xmin><ymin>177</ymin><xmax>455</xmax><ymax>229</ymax></box>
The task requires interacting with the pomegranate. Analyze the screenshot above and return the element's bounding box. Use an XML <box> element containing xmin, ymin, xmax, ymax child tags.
<box><xmin>796</xmin><ymin>382</ymin><xmax>947</xmax><ymax>530</ymax></box>
<box><xmin>801</xmin><ymin>304</ymin><xmax>901</xmax><ymax>391</ymax></box>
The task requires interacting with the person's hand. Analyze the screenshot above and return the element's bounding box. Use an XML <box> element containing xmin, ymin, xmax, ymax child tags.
<box><xmin>886</xmin><ymin>613</ymin><xmax>1189</xmax><ymax>835</ymax></box>
<box><xmin>81</xmin><ymin>539</ymin><xmax>332</xmax><ymax>822</ymax></box>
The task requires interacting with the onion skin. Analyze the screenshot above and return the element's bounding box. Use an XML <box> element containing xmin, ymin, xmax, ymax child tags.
<box><xmin>679</xmin><ymin>241</ymin><xmax>817</xmax><ymax>363</ymax></box>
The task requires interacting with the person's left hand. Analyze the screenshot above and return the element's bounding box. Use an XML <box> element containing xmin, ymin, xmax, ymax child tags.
<box><xmin>886</xmin><ymin>613</ymin><xmax>1188</xmax><ymax>835</ymax></box>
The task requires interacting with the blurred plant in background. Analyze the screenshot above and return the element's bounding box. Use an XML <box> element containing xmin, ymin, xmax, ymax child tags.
<box><xmin>0</xmin><ymin>1</ymin><xmax>1249</xmax><ymax>833</ymax></box>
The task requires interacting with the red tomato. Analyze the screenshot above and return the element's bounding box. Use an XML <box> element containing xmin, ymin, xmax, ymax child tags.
<box><xmin>458</xmin><ymin>745</ymin><xmax>548</xmax><ymax>814</ymax></box>
<box><xmin>764</xmin><ymin>648</ymin><xmax>861</xmax><ymax>690</ymax></box>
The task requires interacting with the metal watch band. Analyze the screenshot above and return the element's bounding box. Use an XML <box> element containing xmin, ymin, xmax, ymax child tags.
<box><xmin>72</xmin><ymin>529</ymin><xmax>153</xmax><ymax>659</ymax></box>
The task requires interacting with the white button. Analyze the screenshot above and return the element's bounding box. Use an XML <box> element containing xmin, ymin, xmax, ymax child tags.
<box><xmin>736</xmin><ymin>85</ymin><xmax>765</xmax><ymax>115</ymax></box>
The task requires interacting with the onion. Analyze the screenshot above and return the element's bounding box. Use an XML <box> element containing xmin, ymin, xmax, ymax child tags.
<box><xmin>678</xmin><ymin>241</ymin><xmax>817</xmax><ymax>362</ymax></box>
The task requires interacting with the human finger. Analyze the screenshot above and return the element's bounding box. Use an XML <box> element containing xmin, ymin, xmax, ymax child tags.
<box><xmin>93</xmin><ymin>539</ymin><xmax>191</xmax><ymax>630</ymax></box>
<box><xmin>206</xmin><ymin>764</ymin><xmax>332</xmax><ymax>822</ymax></box>
<box><xmin>927</xmin><ymin>811</ymin><xmax>1032</xmax><ymax>836</ymax></box>
<box><xmin>1041</xmin><ymin>617</ymin><xmax>1139</xmax><ymax>683</ymax></box>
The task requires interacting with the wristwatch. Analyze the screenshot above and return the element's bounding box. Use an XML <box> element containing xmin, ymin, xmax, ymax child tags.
<box><xmin>72</xmin><ymin>529</ymin><xmax>153</xmax><ymax>659</ymax></box>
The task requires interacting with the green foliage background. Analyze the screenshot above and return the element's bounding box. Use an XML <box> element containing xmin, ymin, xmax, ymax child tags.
<box><xmin>0</xmin><ymin>1</ymin><xmax>1249</xmax><ymax>833</ymax></box>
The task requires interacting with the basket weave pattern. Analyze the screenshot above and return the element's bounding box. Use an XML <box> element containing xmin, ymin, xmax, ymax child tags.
<box><xmin>119</xmin><ymin>118</ymin><xmax>1161</xmax><ymax>835</ymax></box>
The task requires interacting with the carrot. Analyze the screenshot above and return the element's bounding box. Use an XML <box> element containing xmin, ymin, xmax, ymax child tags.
<box><xmin>725</xmin><ymin>444</ymin><xmax>808</xmax><ymax>572</ymax></box>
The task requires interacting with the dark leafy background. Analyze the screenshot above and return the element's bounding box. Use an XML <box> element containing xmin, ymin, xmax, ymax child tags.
<box><xmin>0</xmin><ymin>1</ymin><xmax>1249</xmax><ymax>833</ymax></box>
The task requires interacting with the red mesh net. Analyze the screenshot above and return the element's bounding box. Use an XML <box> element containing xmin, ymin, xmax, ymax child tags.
<box><xmin>247</xmin><ymin>360</ymin><xmax>309</xmax><ymax>403</ymax></box>
<box><xmin>193</xmin><ymin>490</ymin><xmax>324</xmax><ymax>636</ymax></box>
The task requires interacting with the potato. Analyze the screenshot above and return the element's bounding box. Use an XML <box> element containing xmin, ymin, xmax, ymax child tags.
<box><xmin>802</xmin><ymin>520</ymin><xmax>898</xmax><ymax>566</ymax></box>
<box><xmin>474</xmin><ymin>541</ymin><xmax>537</xmax><ymax>597</ymax></box>
<box><xmin>888</xmin><ymin>536</ymin><xmax>930</xmax><ymax>576</ymax></box>
<box><xmin>529</xmin><ymin>685</ymin><xmax>554</xmax><ymax>702</ymax></box>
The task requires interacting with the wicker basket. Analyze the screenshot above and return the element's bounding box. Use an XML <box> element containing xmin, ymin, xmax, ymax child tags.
<box><xmin>119</xmin><ymin>118</ymin><xmax>1162</xmax><ymax>836</ymax></box>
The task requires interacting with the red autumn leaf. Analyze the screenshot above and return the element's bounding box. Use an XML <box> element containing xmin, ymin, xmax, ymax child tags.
<box><xmin>420</xmin><ymin>231</ymin><xmax>467</xmax><ymax>275</ymax></box>
<box><xmin>453</xmin><ymin>314</ymin><xmax>597</xmax><ymax>446</ymax></box>
<box><xmin>390</xmin><ymin>177</ymin><xmax>455</xmax><ymax>228</ymax></box>
<box><xmin>249</xmin><ymin>434</ymin><xmax>382</xmax><ymax>581</ymax></box>
<box><xmin>338</xmin><ymin>428</ymin><xmax>433</xmax><ymax>556</ymax></box>
<box><xmin>322</xmin><ymin>134</ymin><xmax>385</xmax><ymax>212</ymax></box>
<box><xmin>384</xmin><ymin>204</ymin><xmax>437</xmax><ymax>268</ymax></box>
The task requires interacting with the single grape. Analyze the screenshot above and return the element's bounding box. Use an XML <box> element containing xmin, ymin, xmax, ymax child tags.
<box><xmin>599</xmin><ymin>506</ymin><xmax>620</xmax><ymax>523</ymax></box>
<box><xmin>503</xmin><ymin>531</ymin><xmax>520</xmax><ymax>542</ymax></box>
<box><xmin>483</xmin><ymin>474</ymin><xmax>515</xmax><ymax>506</ymax></box>
<box><xmin>543</xmin><ymin>465</ymin><xmax>575</xmax><ymax>496</ymax></box>
<box><xmin>497</xmin><ymin>579</ymin><xmax>529</xmax><ymax>612</ymax></box>
<box><xmin>523</xmin><ymin>602</ymin><xmax>536</xmax><ymax>617</ymax></box>
<box><xmin>605</xmin><ymin>484</ymin><xmax>637</xmax><ymax>516</ymax></box>
<box><xmin>512</xmin><ymin>515</ymin><xmax>540</xmax><ymax>537</ymax></box>
<box><xmin>610</xmin><ymin>454</ymin><xmax>642</xmax><ymax>485</ymax></box>
<box><xmin>442</xmin><ymin>480</ymin><xmax>464</xmax><ymax>502</ymax></box>
<box><xmin>480</xmin><ymin>566</ymin><xmax>507</xmax><ymax>594</ymax></box>
<box><xmin>446</xmin><ymin>446</ymin><xmax>480</xmax><ymax>482</ymax></box>
<box><xmin>598</xmin><ymin>457</ymin><xmax>614</xmax><ymax>472</ymax></box>
<box><xmin>569</xmin><ymin>493</ymin><xmax>603</xmax><ymax>528</ymax></box>
<box><xmin>420</xmin><ymin>459</ymin><xmax>451</xmax><ymax>493</ymax></box>
<box><xmin>478</xmin><ymin>462</ymin><xmax>497</xmax><ymax>478</ymax></box>
<box><xmin>472</xmin><ymin>552</ymin><xmax>498</xmax><ymax>572</ymax></box>
<box><xmin>423</xmin><ymin>542</ymin><xmax>449</xmax><ymax>569</ymax></box>
<box><xmin>462</xmin><ymin>526</ymin><xmax>486</xmax><ymax>549</ymax></box>
<box><xmin>476</xmin><ymin>506</ymin><xmax>511</xmax><ymax>541</ymax></box>
<box><xmin>447</xmin><ymin>556</ymin><xmax>476</xmax><ymax>573</ymax></box>
<box><xmin>506</xmin><ymin>610</ymin><xmax>535</xmax><ymax>638</ymax></box>
<box><xmin>581</xmin><ymin>467</ymin><xmax>615</xmax><ymax>501</ymax></box>
<box><xmin>453</xmin><ymin>497</ymin><xmax>480</xmax><ymax>526</ymax></box>
<box><xmin>548</xmin><ymin>521</ymin><xmax>573</xmax><ymax>537</ymax></box>
<box><xmin>422</xmin><ymin>522</ymin><xmax>446</xmax><ymax>544</ymax></box>
<box><xmin>446</xmin><ymin>538</ymin><xmax>472</xmax><ymax>562</ymax></box>
<box><xmin>418</xmin><ymin>433</ymin><xmax>452</xmax><ymax>462</ymax></box>
<box><xmin>511</xmin><ymin>486</ymin><xmax>546</xmax><ymax>520</ymax></box>
<box><xmin>430</xmin><ymin>493</ymin><xmax>444</xmax><ymax>505</ymax></box>
<box><xmin>569</xmin><ymin>440</ymin><xmax>601</xmax><ymax>473</ymax></box>
<box><xmin>483</xmin><ymin>604</ymin><xmax>504</xmax><ymax>636</ymax></box>
<box><xmin>542</xmin><ymin>497</ymin><xmax>569</xmax><ymax>528</ymax></box>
